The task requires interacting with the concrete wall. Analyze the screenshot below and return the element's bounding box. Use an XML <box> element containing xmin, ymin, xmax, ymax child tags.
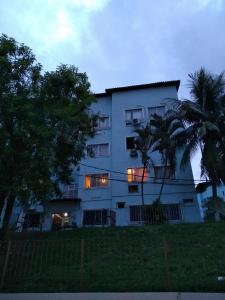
<box><xmin>77</xmin><ymin>85</ymin><xmax>201</xmax><ymax>226</ymax></box>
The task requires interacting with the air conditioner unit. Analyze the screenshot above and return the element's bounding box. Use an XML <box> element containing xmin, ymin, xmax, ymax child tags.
<box><xmin>130</xmin><ymin>149</ymin><xmax>138</xmax><ymax>158</ymax></box>
<box><xmin>126</xmin><ymin>120</ymin><xmax>132</xmax><ymax>125</ymax></box>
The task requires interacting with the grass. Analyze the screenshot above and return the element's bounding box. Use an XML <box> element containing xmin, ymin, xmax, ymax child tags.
<box><xmin>1</xmin><ymin>222</ymin><xmax>225</xmax><ymax>292</ymax></box>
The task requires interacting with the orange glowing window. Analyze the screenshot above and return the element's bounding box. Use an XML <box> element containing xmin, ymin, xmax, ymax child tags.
<box><xmin>85</xmin><ymin>174</ymin><xmax>109</xmax><ymax>188</ymax></box>
<box><xmin>127</xmin><ymin>168</ymin><xmax>148</xmax><ymax>182</ymax></box>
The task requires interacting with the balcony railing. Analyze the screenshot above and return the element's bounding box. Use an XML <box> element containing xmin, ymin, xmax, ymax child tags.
<box><xmin>61</xmin><ymin>184</ymin><xmax>78</xmax><ymax>199</ymax></box>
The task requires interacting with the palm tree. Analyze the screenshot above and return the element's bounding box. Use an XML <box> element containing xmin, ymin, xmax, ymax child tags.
<box><xmin>134</xmin><ymin>124</ymin><xmax>156</xmax><ymax>206</ymax></box>
<box><xmin>173</xmin><ymin>68</ymin><xmax>225</xmax><ymax>220</ymax></box>
<box><xmin>150</xmin><ymin>113</ymin><xmax>184</xmax><ymax>201</ymax></box>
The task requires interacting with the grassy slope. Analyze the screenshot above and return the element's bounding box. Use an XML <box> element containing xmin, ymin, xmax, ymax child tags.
<box><xmin>2</xmin><ymin>223</ymin><xmax>225</xmax><ymax>292</ymax></box>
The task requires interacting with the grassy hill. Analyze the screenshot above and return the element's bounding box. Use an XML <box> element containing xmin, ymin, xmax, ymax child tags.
<box><xmin>1</xmin><ymin>223</ymin><xmax>225</xmax><ymax>292</ymax></box>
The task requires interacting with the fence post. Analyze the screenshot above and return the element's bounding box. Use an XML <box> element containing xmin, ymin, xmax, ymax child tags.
<box><xmin>80</xmin><ymin>239</ymin><xmax>84</xmax><ymax>290</ymax></box>
<box><xmin>163</xmin><ymin>236</ymin><xmax>171</xmax><ymax>291</ymax></box>
<box><xmin>0</xmin><ymin>241</ymin><xmax>11</xmax><ymax>290</ymax></box>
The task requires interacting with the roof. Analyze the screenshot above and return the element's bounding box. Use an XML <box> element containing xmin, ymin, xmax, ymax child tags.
<box><xmin>95</xmin><ymin>80</ymin><xmax>180</xmax><ymax>97</ymax></box>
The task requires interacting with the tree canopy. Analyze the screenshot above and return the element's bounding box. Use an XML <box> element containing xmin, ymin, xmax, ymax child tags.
<box><xmin>0</xmin><ymin>34</ymin><xmax>96</xmax><ymax>232</ymax></box>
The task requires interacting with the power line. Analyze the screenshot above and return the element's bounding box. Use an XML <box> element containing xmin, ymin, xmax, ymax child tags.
<box><xmin>79</xmin><ymin>162</ymin><xmax>206</xmax><ymax>183</ymax></box>
<box><xmin>77</xmin><ymin>173</ymin><xmax>199</xmax><ymax>187</ymax></box>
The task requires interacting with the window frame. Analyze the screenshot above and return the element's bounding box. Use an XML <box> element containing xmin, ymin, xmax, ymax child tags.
<box><xmin>124</xmin><ymin>108</ymin><xmax>144</xmax><ymax>125</ymax></box>
<box><xmin>96</xmin><ymin>115</ymin><xmax>111</xmax><ymax>130</ymax></box>
<box><xmin>128</xmin><ymin>184</ymin><xmax>139</xmax><ymax>193</ymax></box>
<box><xmin>153</xmin><ymin>165</ymin><xmax>175</xmax><ymax>180</ymax></box>
<box><xmin>87</xmin><ymin>143</ymin><xmax>110</xmax><ymax>158</ymax></box>
<box><xmin>84</xmin><ymin>173</ymin><xmax>110</xmax><ymax>189</ymax></box>
<box><xmin>127</xmin><ymin>167</ymin><xmax>148</xmax><ymax>183</ymax></box>
<box><xmin>148</xmin><ymin>105</ymin><xmax>165</xmax><ymax>119</ymax></box>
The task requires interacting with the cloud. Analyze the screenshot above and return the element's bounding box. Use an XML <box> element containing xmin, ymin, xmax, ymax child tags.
<box><xmin>1</xmin><ymin>0</ymin><xmax>225</xmax><ymax>180</ymax></box>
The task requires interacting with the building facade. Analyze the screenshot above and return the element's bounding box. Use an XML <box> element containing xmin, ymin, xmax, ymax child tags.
<box><xmin>196</xmin><ymin>183</ymin><xmax>225</xmax><ymax>219</ymax></box>
<box><xmin>10</xmin><ymin>80</ymin><xmax>201</xmax><ymax>231</ymax></box>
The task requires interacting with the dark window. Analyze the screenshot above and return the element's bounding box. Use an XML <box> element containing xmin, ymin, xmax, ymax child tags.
<box><xmin>24</xmin><ymin>213</ymin><xmax>41</xmax><ymax>228</ymax></box>
<box><xmin>83</xmin><ymin>209</ymin><xmax>108</xmax><ymax>225</ymax></box>
<box><xmin>130</xmin><ymin>205</ymin><xmax>141</xmax><ymax>222</ymax></box>
<box><xmin>163</xmin><ymin>204</ymin><xmax>181</xmax><ymax>220</ymax></box>
<box><xmin>129</xmin><ymin>204</ymin><xmax>181</xmax><ymax>222</ymax></box>
<box><xmin>183</xmin><ymin>199</ymin><xmax>194</xmax><ymax>205</ymax></box>
<box><xmin>117</xmin><ymin>202</ymin><xmax>125</xmax><ymax>208</ymax></box>
<box><xmin>128</xmin><ymin>185</ymin><xmax>139</xmax><ymax>193</ymax></box>
<box><xmin>126</xmin><ymin>137</ymin><xmax>135</xmax><ymax>149</ymax></box>
<box><xmin>154</xmin><ymin>166</ymin><xmax>175</xmax><ymax>179</ymax></box>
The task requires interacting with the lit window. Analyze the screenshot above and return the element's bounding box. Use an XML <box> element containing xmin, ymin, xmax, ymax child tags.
<box><xmin>127</xmin><ymin>168</ymin><xmax>148</xmax><ymax>182</ymax></box>
<box><xmin>148</xmin><ymin>106</ymin><xmax>165</xmax><ymax>118</ymax></box>
<box><xmin>85</xmin><ymin>174</ymin><xmax>109</xmax><ymax>188</ymax></box>
<box><xmin>88</xmin><ymin>144</ymin><xmax>109</xmax><ymax>157</ymax></box>
<box><xmin>97</xmin><ymin>116</ymin><xmax>110</xmax><ymax>130</ymax></box>
<box><xmin>154</xmin><ymin>166</ymin><xmax>174</xmax><ymax>179</ymax></box>
<box><xmin>125</xmin><ymin>109</ymin><xmax>143</xmax><ymax>122</ymax></box>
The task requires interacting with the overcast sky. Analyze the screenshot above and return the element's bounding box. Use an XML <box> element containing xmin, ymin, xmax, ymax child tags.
<box><xmin>1</xmin><ymin>0</ymin><xmax>225</xmax><ymax>181</ymax></box>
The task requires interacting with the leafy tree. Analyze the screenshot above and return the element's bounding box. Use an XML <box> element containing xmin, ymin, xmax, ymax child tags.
<box><xmin>0</xmin><ymin>34</ymin><xmax>96</xmax><ymax>235</ymax></box>
<box><xmin>173</xmin><ymin>68</ymin><xmax>225</xmax><ymax>221</ymax></box>
<box><xmin>134</xmin><ymin>124</ymin><xmax>156</xmax><ymax>206</ymax></box>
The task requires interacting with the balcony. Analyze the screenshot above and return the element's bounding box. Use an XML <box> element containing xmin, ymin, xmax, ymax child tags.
<box><xmin>51</xmin><ymin>184</ymin><xmax>79</xmax><ymax>201</ymax></box>
<box><xmin>62</xmin><ymin>184</ymin><xmax>78</xmax><ymax>199</ymax></box>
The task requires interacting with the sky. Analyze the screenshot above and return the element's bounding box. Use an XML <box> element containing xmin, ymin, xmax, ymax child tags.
<box><xmin>1</xmin><ymin>0</ymin><xmax>225</xmax><ymax>181</ymax></box>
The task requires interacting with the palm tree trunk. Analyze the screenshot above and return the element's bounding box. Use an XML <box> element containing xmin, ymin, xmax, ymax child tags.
<box><xmin>158</xmin><ymin>158</ymin><xmax>168</xmax><ymax>202</ymax></box>
<box><xmin>141</xmin><ymin>162</ymin><xmax>147</xmax><ymax>206</ymax></box>
<box><xmin>212</xmin><ymin>184</ymin><xmax>220</xmax><ymax>222</ymax></box>
<box><xmin>0</xmin><ymin>193</ymin><xmax>15</xmax><ymax>240</ymax></box>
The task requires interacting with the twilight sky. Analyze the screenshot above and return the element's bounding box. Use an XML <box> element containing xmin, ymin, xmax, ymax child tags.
<box><xmin>1</xmin><ymin>0</ymin><xmax>225</xmax><ymax>181</ymax></box>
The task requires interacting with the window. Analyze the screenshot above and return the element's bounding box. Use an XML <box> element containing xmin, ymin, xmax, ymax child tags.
<box><xmin>83</xmin><ymin>209</ymin><xmax>108</xmax><ymax>225</ymax></box>
<box><xmin>125</xmin><ymin>108</ymin><xmax>143</xmax><ymax>122</ymax></box>
<box><xmin>154</xmin><ymin>166</ymin><xmax>174</xmax><ymax>179</ymax></box>
<box><xmin>128</xmin><ymin>185</ymin><xmax>139</xmax><ymax>193</ymax></box>
<box><xmin>97</xmin><ymin>116</ymin><xmax>110</xmax><ymax>130</ymax></box>
<box><xmin>85</xmin><ymin>173</ymin><xmax>109</xmax><ymax>188</ymax></box>
<box><xmin>24</xmin><ymin>213</ymin><xmax>41</xmax><ymax>228</ymax></box>
<box><xmin>62</xmin><ymin>184</ymin><xmax>78</xmax><ymax>198</ymax></box>
<box><xmin>88</xmin><ymin>143</ymin><xmax>109</xmax><ymax>157</ymax></box>
<box><xmin>126</xmin><ymin>137</ymin><xmax>136</xmax><ymax>149</ymax></box>
<box><xmin>127</xmin><ymin>168</ymin><xmax>148</xmax><ymax>182</ymax></box>
<box><xmin>183</xmin><ymin>199</ymin><xmax>194</xmax><ymax>205</ymax></box>
<box><xmin>148</xmin><ymin>106</ymin><xmax>165</xmax><ymax>118</ymax></box>
<box><xmin>130</xmin><ymin>204</ymin><xmax>181</xmax><ymax>222</ymax></box>
<box><xmin>117</xmin><ymin>202</ymin><xmax>125</xmax><ymax>208</ymax></box>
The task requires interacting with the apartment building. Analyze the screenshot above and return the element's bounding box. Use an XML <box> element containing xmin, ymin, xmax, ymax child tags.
<box><xmin>12</xmin><ymin>80</ymin><xmax>201</xmax><ymax>231</ymax></box>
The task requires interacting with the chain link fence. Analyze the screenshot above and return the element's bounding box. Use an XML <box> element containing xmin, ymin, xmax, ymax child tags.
<box><xmin>0</xmin><ymin>235</ymin><xmax>225</xmax><ymax>292</ymax></box>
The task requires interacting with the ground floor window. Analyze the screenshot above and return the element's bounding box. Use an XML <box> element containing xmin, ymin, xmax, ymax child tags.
<box><xmin>23</xmin><ymin>213</ymin><xmax>42</xmax><ymax>229</ymax></box>
<box><xmin>83</xmin><ymin>209</ymin><xmax>116</xmax><ymax>226</ymax></box>
<box><xmin>52</xmin><ymin>212</ymin><xmax>70</xmax><ymax>230</ymax></box>
<box><xmin>130</xmin><ymin>204</ymin><xmax>181</xmax><ymax>223</ymax></box>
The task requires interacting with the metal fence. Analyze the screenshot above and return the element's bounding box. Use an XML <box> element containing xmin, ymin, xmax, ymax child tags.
<box><xmin>0</xmin><ymin>235</ymin><xmax>224</xmax><ymax>292</ymax></box>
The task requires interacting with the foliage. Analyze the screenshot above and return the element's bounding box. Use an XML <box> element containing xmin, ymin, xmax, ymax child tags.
<box><xmin>204</xmin><ymin>196</ymin><xmax>225</xmax><ymax>221</ymax></box>
<box><xmin>2</xmin><ymin>223</ymin><xmax>225</xmax><ymax>292</ymax></box>
<box><xmin>0</xmin><ymin>34</ymin><xmax>96</xmax><ymax>231</ymax></box>
<box><xmin>142</xmin><ymin>199</ymin><xmax>167</xmax><ymax>224</ymax></box>
<box><xmin>133</xmin><ymin>124</ymin><xmax>156</xmax><ymax>205</ymax></box>
<box><xmin>172</xmin><ymin>68</ymin><xmax>225</xmax><ymax>187</ymax></box>
<box><xmin>150</xmin><ymin>113</ymin><xmax>184</xmax><ymax>200</ymax></box>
